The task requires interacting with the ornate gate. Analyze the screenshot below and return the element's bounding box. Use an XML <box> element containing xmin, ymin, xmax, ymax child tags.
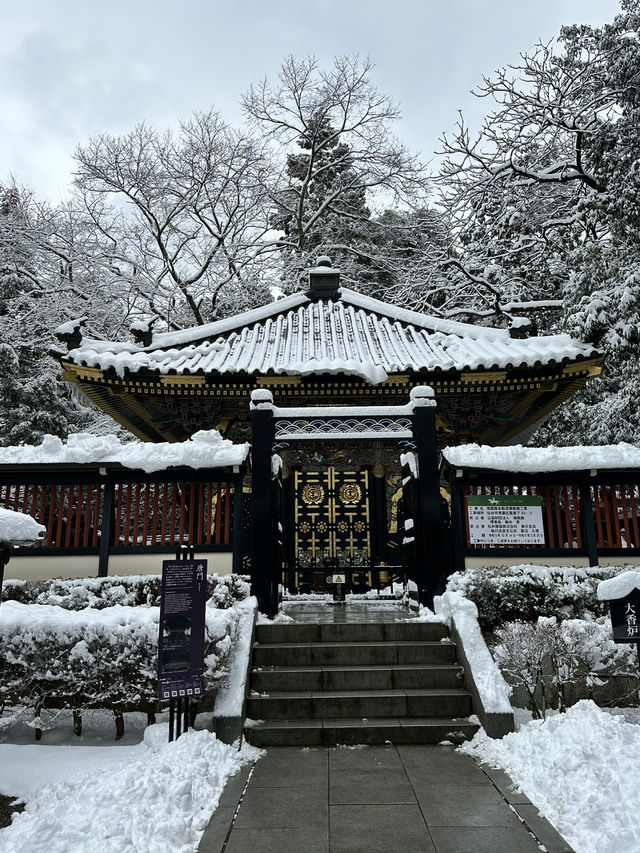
<box><xmin>293</xmin><ymin>468</ymin><xmax>371</xmax><ymax>576</ymax></box>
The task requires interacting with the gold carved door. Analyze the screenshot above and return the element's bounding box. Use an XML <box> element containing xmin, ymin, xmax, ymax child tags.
<box><xmin>293</xmin><ymin>468</ymin><xmax>371</xmax><ymax>570</ymax></box>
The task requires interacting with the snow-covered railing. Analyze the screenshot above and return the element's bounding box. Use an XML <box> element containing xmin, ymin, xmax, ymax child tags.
<box><xmin>0</xmin><ymin>432</ymin><xmax>248</xmax><ymax>578</ymax></box>
<box><xmin>443</xmin><ymin>443</ymin><xmax>640</xmax><ymax>570</ymax></box>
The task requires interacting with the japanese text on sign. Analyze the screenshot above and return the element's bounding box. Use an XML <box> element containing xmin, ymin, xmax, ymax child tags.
<box><xmin>467</xmin><ymin>494</ymin><xmax>545</xmax><ymax>546</ymax></box>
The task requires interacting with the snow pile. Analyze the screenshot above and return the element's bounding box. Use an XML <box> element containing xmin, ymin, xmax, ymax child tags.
<box><xmin>0</xmin><ymin>507</ymin><xmax>45</xmax><ymax>545</ymax></box>
<box><xmin>459</xmin><ymin>700</ymin><xmax>640</xmax><ymax>853</ymax></box>
<box><xmin>0</xmin><ymin>430</ymin><xmax>249</xmax><ymax>473</ymax></box>
<box><xmin>212</xmin><ymin>597</ymin><xmax>257</xmax><ymax>718</ymax></box>
<box><xmin>0</xmin><ymin>725</ymin><xmax>261</xmax><ymax>853</ymax></box>
<box><xmin>443</xmin><ymin>441</ymin><xmax>640</xmax><ymax>472</ymax></box>
<box><xmin>597</xmin><ymin>570</ymin><xmax>640</xmax><ymax>600</ymax></box>
<box><xmin>434</xmin><ymin>590</ymin><xmax>512</xmax><ymax>713</ymax></box>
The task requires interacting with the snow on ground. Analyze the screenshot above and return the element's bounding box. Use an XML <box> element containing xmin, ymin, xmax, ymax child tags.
<box><xmin>0</xmin><ymin>723</ymin><xmax>261</xmax><ymax>853</ymax></box>
<box><xmin>459</xmin><ymin>700</ymin><xmax>640</xmax><ymax>853</ymax></box>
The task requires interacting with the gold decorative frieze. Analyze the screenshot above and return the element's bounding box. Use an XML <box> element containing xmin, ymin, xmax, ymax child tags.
<box><xmin>159</xmin><ymin>375</ymin><xmax>206</xmax><ymax>387</ymax></box>
<box><xmin>461</xmin><ymin>371</ymin><xmax>508</xmax><ymax>385</ymax></box>
<box><xmin>256</xmin><ymin>376</ymin><xmax>301</xmax><ymax>387</ymax></box>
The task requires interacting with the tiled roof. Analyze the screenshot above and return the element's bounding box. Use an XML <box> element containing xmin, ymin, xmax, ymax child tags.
<box><xmin>66</xmin><ymin>287</ymin><xmax>599</xmax><ymax>383</ymax></box>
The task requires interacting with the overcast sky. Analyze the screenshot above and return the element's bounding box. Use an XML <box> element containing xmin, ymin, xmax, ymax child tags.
<box><xmin>1</xmin><ymin>0</ymin><xmax>622</xmax><ymax>201</ymax></box>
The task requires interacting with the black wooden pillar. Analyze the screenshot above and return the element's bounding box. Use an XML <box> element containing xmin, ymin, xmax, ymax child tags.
<box><xmin>410</xmin><ymin>386</ymin><xmax>443</xmax><ymax>608</ymax></box>
<box><xmin>98</xmin><ymin>479</ymin><xmax>115</xmax><ymax>577</ymax></box>
<box><xmin>250</xmin><ymin>389</ymin><xmax>277</xmax><ymax>616</ymax></box>
<box><xmin>579</xmin><ymin>482</ymin><xmax>599</xmax><ymax>567</ymax></box>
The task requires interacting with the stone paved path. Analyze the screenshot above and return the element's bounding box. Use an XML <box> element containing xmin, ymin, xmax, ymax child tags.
<box><xmin>199</xmin><ymin>743</ymin><xmax>574</xmax><ymax>853</ymax></box>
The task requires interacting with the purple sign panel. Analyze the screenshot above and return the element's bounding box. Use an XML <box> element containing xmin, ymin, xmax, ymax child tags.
<box><xmin>158</xmin><ymin>559</ymin><xmax>207</xmax><ymax>701</ymax></box>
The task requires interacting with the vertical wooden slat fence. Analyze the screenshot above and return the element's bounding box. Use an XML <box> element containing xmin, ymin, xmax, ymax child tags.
<box><xmin>450</xmin><ymin>469</ymin><xmax>640</xmax><ymax>570</ymax></box>
<box><xmin>0</xmin><ymin>467</ymin><xmax>243</xmax><ymax>573</ymax></box>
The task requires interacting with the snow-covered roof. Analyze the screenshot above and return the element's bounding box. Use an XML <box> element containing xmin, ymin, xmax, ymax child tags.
<box><xmin>597</xmin><ymin>571</ymin><xmax>640</xmax><ymax>601</ymax></box>
<box><xmin>443</xmin><ymin>442</ymin><xmax>640</xmax><ymax>473</ymax></box>
<box><xmin>0</xmin><ymin>507</ymin><xmax>46</xmax><ymax>545</ymax></box>
<box><xmin>0</xmin><ymin>431</ymin><xmax>249</xmax><ymax>474</ymax></box>
<box><xmin>65</xmin><ymin>287</ymin><xmax>599</xmax><ymax>383</ymax></box>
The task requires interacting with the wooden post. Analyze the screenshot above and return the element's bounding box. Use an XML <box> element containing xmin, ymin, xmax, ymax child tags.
<box><xmin>450</xmin><ymin>471</ymin><xmax>467</xmax><ymax>574</ymax></box>
<box><xmin>250</xmin><ymin>390</ymin><xmax>276</xmax><ymax>616</ymax></box>
<box><xmin>232</xmin><ymin>475</ymin><xmax>243</xmax><ymax>574</ymax></box>
<box><xmin>98</xmin><ymin>480</ymin><xmax>115</xmax><ymax>577</ymax></box>
<box><xmin>579</xmin><ymin>483</ymin><xmax>599</xmax><ymax>566</ymax></box>
<box><xmin>410</xmin><ymin>386</ymin><xmax>442</xmax><ymax>608</ymax></box>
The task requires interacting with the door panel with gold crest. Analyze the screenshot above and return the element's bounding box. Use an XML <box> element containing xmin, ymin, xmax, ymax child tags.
<box><xmin>293</xmin><ymin>468</ymin><xmax>370</xmax><ymax>572</ymax></box>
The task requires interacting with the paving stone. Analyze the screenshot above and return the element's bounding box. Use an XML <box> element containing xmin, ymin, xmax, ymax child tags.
<box><xmin>233</xmin><ymin>786</ymin><xmax>328</xmax><ymax>830</ymax></box>
<box><xmin>398</xmin><ymin>744</ymin><xmax>489</xmax><ymax>786</ymax></box>
<box><xmin>197</xmin><ymin>805</ymin><xmax>236</xmax><ymax>853</ymax></box>
<box><xmin>330</xmin><ymin>804</ymin><xmax>436</xmax><ymax>853</ymax></box>
<box><xmin>479</xmin><ymin>764</ymin><xmax>532</xmax><ymax>804</ymax></box>
<box><xmin>224</xmin><ymin>826</ymin><xmax>329</xmax><ymax>853</ymax></box>
<box><xmin>330</xmin><ymin>768</ymin><xmax>417</xmax><ymax>804</ymax></box>
<box><xmin>428</xmin><ymin>824</ymin><xmax>542</xmax><ymax>853</ymax></box>
<box><xmin>416</xmin><ymin>784</ymin><xmax>526</xmax><ymax>827</ymax></box>
<box><xmin>513</xmin><ymin>804</ymin><xmax>575</xmax><ymax>852</ymax></box>
<box><xmin>329</xmin><ymin>744</ymin><xmax>403</xmax><ymax>772</ymax></box>
<box><xmin>217</xmin><ymin>765</ymin><xmax>253</xmax><ymax>807</ymax></box>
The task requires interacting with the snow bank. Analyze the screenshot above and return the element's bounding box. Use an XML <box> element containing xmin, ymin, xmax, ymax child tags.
<box><xmin>0</xmin><ymin>430</ymin><xmax>249</xmax><ymax>473</ymax></box>
<box><xmin>443</xmin><ymin>442</ymin><xmax>640</xmax><ymax>472</ymax></box>
<box><xmin>434</xmin><ymin>590</ymin><xmax>512</xmax><ymax>715</ymax></box>
<box><xmin>597</xmin><ymin>570</ymin><xmax>640</xmax><ymax>601</ymax></box>
<box><xmin>0</xmin><ymin>725</ymin><xmax>261</xmax><ymax>853</ymax></box>
<box><xmin>0</xmin><ymin>507</ymin><xmax>45</xmax><ymax>545</ymax></box>
<box><xmin>459</xmin><ymin>700</ymin><xmax>640</xmax><ymax>853</ymax></box>
<box><xmin>212</xmin><ymin>596</ymin><xmax>257</xmax><ymax>719</ymax></box>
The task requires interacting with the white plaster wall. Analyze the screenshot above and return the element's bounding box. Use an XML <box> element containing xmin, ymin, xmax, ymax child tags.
<box><xmin>4</xmin><ymin>552</ymin><xmax>233</xmax><ymax>581</ymax></box>
<box><xmin>464</xmin><ymin>555</ymin><xmax>640</xmax><ymax>569</ymax></box>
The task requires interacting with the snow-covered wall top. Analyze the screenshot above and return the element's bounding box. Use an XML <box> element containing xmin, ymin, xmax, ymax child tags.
<box><xmin>0</xmin><ymin>431</ymin><xmax>249</xmax><ymax>474</ymax></box>
<box><xmin>443</xmin><ymin>442</ymin><xmax>640</xmax><ymax>473</ymax></box>
<box><xmin>0</xmin><ymin>507</ymin><xmax>46</xmax><ymax>545</ymax></box>
<box><xmin>65</xmin><ymin>288</ymin><xmax>598</xmax><ymax>382</ymax></box>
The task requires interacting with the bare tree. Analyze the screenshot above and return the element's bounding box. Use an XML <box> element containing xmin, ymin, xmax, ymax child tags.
<box><xmin>242</xmin><ymin>55</ymin><xmax>433</xmax><ymax>289</ymax></box>
<box><xmin>74</xmin><ymin>111</ymin><xmax>275</xmax><ymax>329</ymax></box>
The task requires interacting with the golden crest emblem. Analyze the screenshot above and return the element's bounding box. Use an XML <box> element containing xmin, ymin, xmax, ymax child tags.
<box><xmin>339</xmin><ymin>483</ymin><xmax>362</xmax><ymax>504</ymax></box>
<box><xmin>302</xmin><ymin>483</ymin><xmax>325</xmax><ymax>505</ymax></box>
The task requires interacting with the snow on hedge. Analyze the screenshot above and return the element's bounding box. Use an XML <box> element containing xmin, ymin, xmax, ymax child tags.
<box><xmin>0</xmin><ymin>576</ymin><xmax>254</xmax><ymax>715</ymax></box>
<box><xmin>443</xmin><ymin>441</ymin><xmax>640</xmax><ymax>472</ymax></box>
<box><xmin>0</xmin><ymin>507</ymin><xmax>45</xmax><ymax>545</ymax></box>
<box><xmin>0</xmin><ymin>724</ymin><xmax>261</xmax><ymax>853</ymax></box>
<box><xmin>434</xmin><ymin>590</ymin><xmax>512</xmax><ymax>714</ymax></box>
<box><xmin>0</xmin><ymin>430</ymin><xmax>248</xmax><ymax>473</ymax></box>
<box><xmin>459</xmin><ymin>700</ymin><xmax>640</xmax><ymax>853</ymax></box>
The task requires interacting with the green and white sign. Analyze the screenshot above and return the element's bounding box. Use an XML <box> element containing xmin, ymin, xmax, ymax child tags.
<box><xmin>467</xmin><ymin>494</ymin><xmax>545</xmax><ymax>546</ymax></box>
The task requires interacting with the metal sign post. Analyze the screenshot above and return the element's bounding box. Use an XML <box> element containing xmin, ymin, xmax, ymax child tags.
<box><xmin>158</xmin><ymin>547</ymin><xmax>208</xmax><ymax>742</ymax></box>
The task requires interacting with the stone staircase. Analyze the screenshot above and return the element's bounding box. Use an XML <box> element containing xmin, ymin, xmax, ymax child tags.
<box><xmin>244</xmin><ymin>620</ymin><xmax>480</xmax><ymax>747</ymax></box>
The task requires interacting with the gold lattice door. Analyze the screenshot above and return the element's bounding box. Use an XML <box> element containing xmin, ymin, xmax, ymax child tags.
<box><xmin>293</xmin><ymin>468</ymin><xmax>371</xmax><ymax>568</ymax></box>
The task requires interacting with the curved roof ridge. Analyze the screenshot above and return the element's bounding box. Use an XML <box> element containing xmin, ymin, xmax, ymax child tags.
<box><xmin>338</xmin><ymin>287</ymin><xmax>509</xmax><ymax>340</ymax></box>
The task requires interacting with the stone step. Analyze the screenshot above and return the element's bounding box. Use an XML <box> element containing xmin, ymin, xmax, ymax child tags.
<box><xmin>244</xmin><ymin>716</ymin><xmax>480</xmax><ymax>748</ymax></box>
<box><xmin>254</xmin><ymin>621</ymin><xmax>448</xmax><ymax>644</ymax></box>
<box><xmin>246</xmin><ymin>687</ymin><xmax>473</xmax><ymax>720</ymax></box>
<box><xmin>252</xmin><ymin>640</ymin><xmax>457</xmax><ymax>667</ymax></box>
<box><xmin>250</xmin><ymin>663</ymin><xmax>464</xmax><ymax>692</ymax></box>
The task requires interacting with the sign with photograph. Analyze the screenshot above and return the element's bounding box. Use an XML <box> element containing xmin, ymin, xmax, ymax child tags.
<box><xmin>157</xmin><ymin>559</ymin><xmax>208</xmax><ymax>701</ymax></box>
<box><xmin>467</xmin><ymin>494</ymin><xmax>545</xmax><ymax>546</ymax></box>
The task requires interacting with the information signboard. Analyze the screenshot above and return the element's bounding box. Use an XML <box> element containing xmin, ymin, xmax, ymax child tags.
<box><xmin>467</xmin><ymin>494</ymin><xmax>545</xmax><ymax>546</ymax></box>
<box><xmin>157</xmin><ymin>559</ymin><xmax>208</xmax><ymax>701</ymax></box>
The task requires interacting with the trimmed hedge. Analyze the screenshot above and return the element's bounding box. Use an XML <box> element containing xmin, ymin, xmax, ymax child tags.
<box><xmin>446</xmin><ymin>564</ymin><xmax>626</xmax><ymax>631</ymax></box>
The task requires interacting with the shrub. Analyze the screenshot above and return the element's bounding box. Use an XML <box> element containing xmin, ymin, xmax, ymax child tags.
<box><xmin>447</xmin><ymin>564</ymin><xmax>626</xmax><ymax>630</ymax></box>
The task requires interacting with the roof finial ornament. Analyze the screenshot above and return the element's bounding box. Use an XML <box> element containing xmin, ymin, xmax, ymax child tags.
<box><xmin>307</xmin><ymin>256</ymin><xmax>340</xmax><ymax>301</ymax></box>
